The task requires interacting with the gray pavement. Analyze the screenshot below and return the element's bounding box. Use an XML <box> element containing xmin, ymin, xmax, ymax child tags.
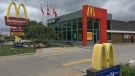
<box><xmin>34</xmin><ymin>43</ymin><xmax>135</xmax><ymax>72</ymax></box>
<box><xmin>0</xmin><ymin>55</ymin><xmax>82</xmax><ymax>76</ymax></box>
<box><xmin>0</xmin><ymin>43</ymin><xmax>135</xmax><ymax>76</ymax></box>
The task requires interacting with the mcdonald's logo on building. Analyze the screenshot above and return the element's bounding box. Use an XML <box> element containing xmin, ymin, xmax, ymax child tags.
<box><xmin>87</xmin><ymin>6</ymin><xmax>95</xmax><ymax>16</ymax></box>
<box><xmin>92</xmin><ymin>43</ymin><xmax>116</xmax><ymax>70</ymax></box>
<box><xmin>4</xmin><ymin>2</ymin><xmax>29</xmax><ymax>26</ymax></box>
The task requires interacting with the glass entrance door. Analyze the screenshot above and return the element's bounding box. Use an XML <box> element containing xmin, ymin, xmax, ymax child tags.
<box><xmin>94</xmin><ymin>33</ymin><xmax>97</xmax><ymax>44</ymax></box>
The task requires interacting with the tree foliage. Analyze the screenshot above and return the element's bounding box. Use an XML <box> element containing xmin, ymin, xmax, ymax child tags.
<box><xmin>129</xmin><ymin>20</ymin><xmax>135</xmax><ymax>23</ymax></box>
<box><xmin>23</xmin><ymin>20</ymin><xmax>57</xmax><ymax>43</ymax></box>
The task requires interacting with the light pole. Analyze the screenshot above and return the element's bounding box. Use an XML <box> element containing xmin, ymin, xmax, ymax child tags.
<box><xmin>0</xmin><ymin>32</ymin><xmax>2</xmax><ymax>44</ymax></box>
<box><xmin>2</xmin><ymin>29</ymin><xmax>3</xmax><ymax>46</ymax></box>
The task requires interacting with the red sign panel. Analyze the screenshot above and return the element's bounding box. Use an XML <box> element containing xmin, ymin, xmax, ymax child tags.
<box><xmin>4</xmin><ymin>16</ymin><xmax>29</xmax><ymax>26</ymax></box>
<box><xmin>10</xmin><ymin>28</ymin><xmax>24</xmax><ymax>32</ymax></box>
<box><xmin>10</xmin><ymin>28</ymin><xmax>24</xmax><ymax>36</ymax></box>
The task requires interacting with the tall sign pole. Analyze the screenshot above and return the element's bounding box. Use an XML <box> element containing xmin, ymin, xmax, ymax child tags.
<box><xmin>2</xmin><ymin>29</ymin><xmax>3</xmax><ymax>46</ymax></box>
<box><xmin>4</xmin><ymin>2</ymin><xmax>29</xmax><ymax>53</ymax></box>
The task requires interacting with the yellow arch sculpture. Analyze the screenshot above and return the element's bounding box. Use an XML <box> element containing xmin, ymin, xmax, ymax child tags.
<box><xmin>15</xmin><ymin>36</ymin><xmax>22</xmax><ymax>43</ymax></box>
<box><xmin>6</xmin><ymin>2</ymin><xmax>28</xmax><ymax>20</ymax></box>
<box><xmin>92</xmin><ymin>43</ymin><xmax>116</xmax><ymax>70</ymax></box>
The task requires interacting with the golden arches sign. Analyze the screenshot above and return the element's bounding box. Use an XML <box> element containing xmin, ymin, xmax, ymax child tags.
<box><xmin>87</xmin><ymin>6</ymin><xmax>95</xmax><ymax>16</ymax></box>
<box><xmin>92</xmin><ymin>43</ymin><xmax>116</xmax><ymax>70</ymax></box>
<box><xmin>6</xmin><ymin>2</ymin><xmax>28</xmax><ymax>20</ymax></box>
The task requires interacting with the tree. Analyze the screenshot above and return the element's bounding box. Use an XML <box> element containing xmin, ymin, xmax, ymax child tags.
<box><xmin>23</xmin><ymin>20</ymin><xmax>57</xmax><ymax>44</ymax></box>
<box><xmin>129</xmin><ymin>20</ymin><xmax>135</xmax><ymax>23</ymax></box>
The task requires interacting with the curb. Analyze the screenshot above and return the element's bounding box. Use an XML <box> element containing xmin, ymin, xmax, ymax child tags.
<box><xmin>76</xmin><ymin>73</ymin><xmax>86</xmax><ymax>76</ymax></box>
<box><xmin>18</xmin><ymin>53</ymin><xmax>35</xmax><ymax>56</ymax></box>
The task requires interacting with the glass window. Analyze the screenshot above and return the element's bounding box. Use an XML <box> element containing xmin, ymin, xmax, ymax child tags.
<box><xmin>107</xmin><ymin>33</ymin><xmax>111</xmax><ymax>40</ymax></box>
<box><xmin>87</xmin><ymin>18</ymin><xmax>93</xmax><ymax>29</ymax></box>
<box><xmin>62</xmin><ymin>31</ymin><xmax>66</xmax><ymax>40</ymax></box>
<box><xmin>78</xmin><ymin>18</ymin><xmax>83</xmax><ymax>29</ymax></box>
<box><xmin>78</xmin><ymin>30</ymin><xmax>83</xmax><ymax>41</ymax></box>
<box><xmin>72</xmin><ymin>19</ymin><xmax>77</xmax><ymax>30</ymax></box>
<box><xmin>54</xmin><ymin>24</ymin><xmax>58</xmax><ymax>32</ymax></box>
<box><xmin>58</xmin><ymin>32</ymin><xmax>62</xmax><ymax>40</ymax></box>
<box><xmin>61</xmin><ymin>22</ymin><xmax>66</xmax><ymax>40</ymax></box>
<box><xmin>67</xmin><ymin>31</ymin><xmax>71</xmax><ymax>40</ymax></box>
<box><xmin>67</xmin><ymin>21</ymin><xmax>71</xmax><ymax>30</ymax></box>
<box><xmin>72</xmin><ymin>31</ymin><xmax>77</xmax><ymax>41</ymax></box>
<box><xmin>58</xmin><ymin>23</ymin><xmax>62</xmax><ymax>31</ymax></box>
<box><xmin>94</xmin><ymin>19</ymin><xmax>99</xmax><ymax>29</ymax></box>
<box><xmin>97</xmin><ymin>30</ymin><xmax>100</xmax><ymax>40</ymax></box>
<box><xmin>55</xmin><ymin>32</ymin><xmax>58</xmax><ymax>40</ymax></box>
<box><xmin>107</xmin><ymin>20</ymin><xmax>112</xmax><ymax>30</ymax></box>
<box><xmin>62</xmin><ymin>22</ymin><xmax>66</xmax><ymax>31</ymax></box>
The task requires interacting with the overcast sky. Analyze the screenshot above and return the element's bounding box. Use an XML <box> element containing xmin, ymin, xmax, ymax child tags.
<box><xmin>1</xmin><ymin>0</ymin><xmax>135</xmax><ymax>35</ymax></box>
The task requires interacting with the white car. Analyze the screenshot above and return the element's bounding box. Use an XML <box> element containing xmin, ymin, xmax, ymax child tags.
<box><xmin>22</xmin><ymin>40</ymin><xmax>31</xmax><ymax>43</ymax></box>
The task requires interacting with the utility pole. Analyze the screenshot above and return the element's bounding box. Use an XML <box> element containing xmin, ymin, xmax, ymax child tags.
<box><xmin>0</xmin><ymin>32</ymin><xmax>1</xmax><ymax>45</ymax></box>
<box><xmin>2</xmin><ymin>29</ymin><xmax>3</xmax><ymax>46</ymax></box>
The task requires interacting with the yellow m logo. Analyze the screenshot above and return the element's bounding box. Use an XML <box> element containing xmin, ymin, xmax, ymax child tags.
<box><xmin>6</xmin><ymin>2</ymin><xmax>28</xmax><ymax>20</ymax></box>
<box><xmin>92</xmin><ymin>43</ymin><xmax>116</xmax><ymax>70</ymax></box>
<box><xmin>87</xmin><ymin>6</ymin><xmax>95</xmax><ymax>16</ymax></box>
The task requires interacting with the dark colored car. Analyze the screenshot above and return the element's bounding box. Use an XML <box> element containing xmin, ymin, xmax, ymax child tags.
<box><xmin>0</xmin><ymin>40</ymin><xmax>5</xmax><ymax>43</ymax></box>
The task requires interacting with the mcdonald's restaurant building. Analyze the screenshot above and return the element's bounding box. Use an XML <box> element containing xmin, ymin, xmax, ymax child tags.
<box><xmin>47</xmin><ymin>5</ymin><xmax>135</xmax><ymax>46</ymax></box>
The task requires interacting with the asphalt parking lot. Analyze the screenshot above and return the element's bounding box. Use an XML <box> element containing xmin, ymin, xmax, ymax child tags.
<box><xmin>0</xmin><ymin>43</ymin><xmax>135</xmax><ymax>76</ymax></box>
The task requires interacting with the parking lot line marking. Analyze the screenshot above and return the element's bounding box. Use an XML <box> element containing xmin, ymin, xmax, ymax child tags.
<box><xmin>63</xmin><ymin>58</ymin><xmax>92</xmax><ymax>66</ymax></box>
<box><xmin>53</xmin><ymin>48</ymin><xmax>65</xmax><ymax>50</ymax></box>
<box><xmin>38</xmin><ymin>52</ymin><xmax>68</xmax><ymax>58</ymax></box>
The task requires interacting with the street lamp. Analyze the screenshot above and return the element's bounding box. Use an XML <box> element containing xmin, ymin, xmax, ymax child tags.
<box><xmin>2</xmin><ymin>29</ymin><xmax>3</xmax><ymax>37</ymax></box>
<box><xmin>2</xmin><ymin>29</ymin><xmax>3</xmax><ymax>46</ymax></box>
<box><xmin>0</xmin><ymin>32</ymin><xmax>1</xmax><ymax>44</ymax></box>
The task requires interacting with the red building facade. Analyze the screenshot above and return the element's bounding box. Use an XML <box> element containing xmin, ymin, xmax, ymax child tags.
<box><xmin>83</xmin><ymin>5</ymin><xmax>107</xmax><ymax>46</ymax></box>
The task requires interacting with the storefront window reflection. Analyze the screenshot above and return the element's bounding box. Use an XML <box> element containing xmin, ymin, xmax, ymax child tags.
<box><xmin>72</xmin><ymin>31</ymin><xmax>77</xmax><ymax>40</ymax></box>
<box><xmin>78</xmin><ymin>18</ymin><xmax>82</xmax><ymax>29</ymax></box>
<box><xmin>107</xmin><ymin>20</ymin><xmax>111</xmax><ymax>30</ymax></box>
<box><xmin>72</xmin><ymin>19</ymin><xmax>77</xmax><ymax>30</ymax></box>
<box><xmin>78</xmin><ymin>30</ymin><xmax>83</xmax><ymax>41</ymax></box>
<box><xmin>67</xmin><ymin>21</ymin><xmax>71</xmax><ymax>30</ymax></box>
<box><xmin>107</xmin><ymin>33</ymin><xmax>111</xmax><ymax>40</ymax></box>
<box><xmin>87</xmin><ymin>18</ymin><xmax>93</xmax><ymax>29</ymax></box>
<box><xmin>94</xmin><ymin>19</ymin><xmax>99</xmax><ymax>29</ymax></box>
<box><xmin>62</xmin><ymin>22</ymin><xmax>66</xmax><ymax>40</ymax></box>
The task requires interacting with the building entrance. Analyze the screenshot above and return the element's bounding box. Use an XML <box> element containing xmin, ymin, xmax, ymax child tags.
<box><xmin>94</xmin><ymin>33</ymin><xmax>97</xmax><ymax>44</ymax></box>
<box><xmin>87</xmin><ymin>18</ymin><xmax>100</xmax><ymax>45</ymax></box>
<box><xmin>83</xmin><ymin>5</ymin><xmax>107</xmax><ymax>46</ymax></box>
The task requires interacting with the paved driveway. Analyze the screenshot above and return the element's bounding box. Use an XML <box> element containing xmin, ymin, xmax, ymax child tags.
<box><xmin>0</xmin><ymin>43</ymin><xmax>135</xmax><ymax>76</ymax></box>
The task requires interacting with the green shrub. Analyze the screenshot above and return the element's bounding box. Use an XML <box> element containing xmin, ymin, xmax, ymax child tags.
<box><xmin>121</xmin><ymin>65</ymin><xmax>135</xmax><ymax>76</ymax></box>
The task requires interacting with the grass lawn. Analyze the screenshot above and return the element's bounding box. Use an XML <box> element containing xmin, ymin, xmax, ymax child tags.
<box><xmin>0</xmin><ymin>45</ymin><xmax>36</xmax><ymax>56</ymax></box>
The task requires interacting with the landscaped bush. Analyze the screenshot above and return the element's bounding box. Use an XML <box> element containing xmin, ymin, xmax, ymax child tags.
<box><xmin>121</xmin><ymin>65</ymin><xmax>135</xmax><ymax>76</ymax></box>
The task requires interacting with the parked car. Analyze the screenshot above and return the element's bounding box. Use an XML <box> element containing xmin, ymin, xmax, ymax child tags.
<box><xmin>0</xmin><ymin>40</ymin><xmax>5</xmax><ymax>43</ymax></box>
<box><xmin>22</xmin><ymin>40</ymin><xmax>31</xmax><ymax>43</ymax></box>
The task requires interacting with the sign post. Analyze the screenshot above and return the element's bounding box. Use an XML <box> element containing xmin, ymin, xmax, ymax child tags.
<box><xmin>14</xmin><ymin>43</ymin><xmax>23</xmax><ymax>54</ymax></box>
<box><xmin>86</xmin><ymin>43</ymin><xmax>121</xmax><ymax>76</ymax></box>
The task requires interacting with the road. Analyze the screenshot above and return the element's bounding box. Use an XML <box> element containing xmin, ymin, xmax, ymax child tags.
<box><xmin>0</xmin><ymin>43</ymin><xmax>135</xmax><ymax>76</ymax></box>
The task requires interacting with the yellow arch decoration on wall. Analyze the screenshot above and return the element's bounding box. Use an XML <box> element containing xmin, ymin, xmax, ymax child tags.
<box><xmin>6</xmin><ymin>2</ymin><xmax>28</xmax><ymax>20</ymax></box>
<box><xmin>87</xmin><ymin>6</ymin><xmax>95</xmax><ymax>16</ymax></box>
<box><xmin>92</xmin><ymin>43</ymin><xmax>116</xmax><ymax>70</ymax></box>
